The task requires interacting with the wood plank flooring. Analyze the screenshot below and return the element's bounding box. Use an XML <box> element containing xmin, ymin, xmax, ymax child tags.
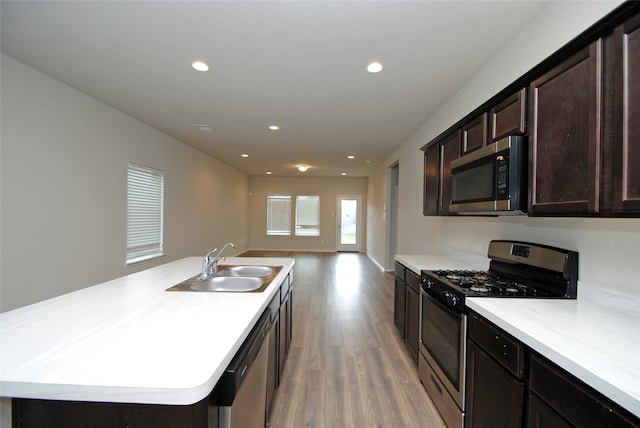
<box><xmin>242</xmin><ymin>251</ymin><xmax>446</xmax><ymax>428</ymax></box>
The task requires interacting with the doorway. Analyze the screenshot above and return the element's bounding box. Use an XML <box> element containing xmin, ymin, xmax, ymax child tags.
<box><xmin>386</xmin><ymin>163</ymin><xmax>399</xmax><ymax>270</ymax></box>
<box><xmin>336</xmin><ymin>196</ymin><xmax>361</xmax><ymax>252</ymax></box>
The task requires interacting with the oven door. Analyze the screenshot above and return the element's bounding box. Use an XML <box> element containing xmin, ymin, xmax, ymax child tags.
<box><xmin>420</xmin><ymin>289</ymin><xmax>467</xmax><ymax>410</ymax></box>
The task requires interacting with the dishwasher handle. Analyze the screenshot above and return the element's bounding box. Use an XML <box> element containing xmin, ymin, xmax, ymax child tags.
<box><xmin>210</xmin><ymin>308</ymin><xmax>272</xmax><ymax>406</ymax></box>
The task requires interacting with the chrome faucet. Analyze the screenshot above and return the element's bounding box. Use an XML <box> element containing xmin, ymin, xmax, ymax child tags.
<box><xmin>201</xmin><ymin>242</ymin><xmax>236</xmax><ymax>276</ymax></box>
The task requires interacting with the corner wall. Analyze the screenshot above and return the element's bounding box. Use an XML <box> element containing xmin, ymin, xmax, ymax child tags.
<box><xmin>0</xmin><ymin>54</ymin><xmax>250</xmax><ymax>312</ymax></box>
<box><xmin>367</xmin><ymin>1</ymin><xmax>640</xmax><ymax>296</ymax></box>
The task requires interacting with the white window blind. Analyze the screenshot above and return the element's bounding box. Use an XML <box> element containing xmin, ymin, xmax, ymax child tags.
<box><xmin>267</xmin><ymin>195</ymin><xmax>291</xmax><ymax>236</ymax></box>
<box><xmin>295</xmin><ymin>195</ymin><xmax>320</xmax><ymax>236</ymax></box>
<box><xmin>126</xmin><ymin>163</ymin><xmax>164</xmax><ymax>265</ymax></box>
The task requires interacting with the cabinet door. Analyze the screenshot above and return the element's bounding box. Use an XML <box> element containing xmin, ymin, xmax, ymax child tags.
<box><xmin>440</xmin><ymin>130</ymin><xmax>462</xmax><ymax>215</ymax></box>
<box><xmin>529</xmin><ymin>41</ymin><xmax>602</xmax><ymax>215</ymax></box>
<box><xmin>490</xmin><ymin>88</ymin><xmax>527</xmax><ymax>141</ymax></box>
<box><xmin>527</xmin><ymin>394</ymin><xmax>571</xmax><ymax>428</ymax></box>
<box><xmin>405</xmin><ymin>270</ymin><xmax>421</xmax><ymax>363</ymax></box>
<box><xmin>465</xmin><ymin>341</ymin><xmax>524</xmax><ymax>428</ymax></box>
<box><xmin>423</xmin><ymin>144</ymin><xmax>440</xmax><ymax>215</ymax></box>
<box><xmin>612</xmin><ymin>14</ymin><xmax>640</xmax><ymax>212</ymax></box>
<box><xmin>393</xmin><ymin>275</ymin><xmax>406</xmax><ymax>336</ymax></box>
<box><xmin>529</xmin><ymin>353</ymin><xmax>640</xmax><ymax>428</ymax></box>
<box><xmin>278</xmin><ymin>290</ymin><xmax>291</xmax><ymax>377</ymax></box>
<box><xmin>462</xmin><ymin>113</ymin><xmax>488</xmax><ymax>154</ymax></box>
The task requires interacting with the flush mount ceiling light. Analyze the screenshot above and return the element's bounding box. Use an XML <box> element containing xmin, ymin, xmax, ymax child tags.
<box><xmin>367</xmin><ymin>61</ymin><xmax>383</xmax><ymax>73</ymax></box>
<box><xmin>192</xmin><ymin>124</ymin><xmax>212</xmax><ymax>132</ymax></box>
<box><xmin>297</xmin><ymin>165</ymin><xmax>308</xmax><ymax>172</ymax></box>
<box><xmin>347</xmin><ymin>155</ymin><xmax>355</xmax><ymax>159</ymax></box>
<box><xmin>341</xmin><ymin>172</ymin><xmax>347</xmax><ymax>176</ymax></box>
<box><xmin>192</xmin><ymin>61</ymin><xmax>209</xmax><ymax>72</ymax></box>
<box><xmin>268</xmin><ymin>125</ymin><xmax>280</xmax><ymax>130</ymax></box>
<box><xmin>241</xmin><ymin>154</ymin><xmax>249</xmax><ymax>158</ymax></box>
<box><xmin>266</xmin><ymin>171</ymin><xmax>272</xmax><ymax>175</ymax></box>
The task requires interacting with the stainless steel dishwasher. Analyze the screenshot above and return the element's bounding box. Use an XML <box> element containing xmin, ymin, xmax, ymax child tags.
<box><xmin>211</xmin><ymin>308</ymin><xmax>272</xmax><ymax>428</ymax></box>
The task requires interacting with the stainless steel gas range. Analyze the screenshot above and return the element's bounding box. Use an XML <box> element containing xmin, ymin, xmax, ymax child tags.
<box><xmin>418</xmin><ymin>240</ymin><xmax>579</xmax><ymax>428</ymax></box>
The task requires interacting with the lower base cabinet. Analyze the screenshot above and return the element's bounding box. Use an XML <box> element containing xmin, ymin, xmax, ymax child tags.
<box><xmin>466</xmin><ymin>312</ymin><xmax>525</xmax><ymax>428</ymax></box>
<box><xmin>12</xmin><ymin>397</ymin><xmax>214</xmax><ymax>428</ymax></box>
<box><xmin>466</xmin><ymin>311</ymin><xmax>640</xmax><ymax>428</ymax></box>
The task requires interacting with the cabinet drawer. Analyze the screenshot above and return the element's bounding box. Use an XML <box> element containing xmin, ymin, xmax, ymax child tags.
<box><xmin>467</xmin><ymin>312</ymin><xmax>524</xmax><ymax>379</ymax></box>
<box><xmin>529</xmin><ymin>353</ymin><xmax>640</xmax><ymax>428</ymax></box>
<box><xmin>395</xmin><ymin>262</ymin><xmax>406</xmax><ymax>281</ymax></box>
<box><xmin>406</xmin><ymin>269</ymin><xmax>420</xmax><ymax>293</ymax></box>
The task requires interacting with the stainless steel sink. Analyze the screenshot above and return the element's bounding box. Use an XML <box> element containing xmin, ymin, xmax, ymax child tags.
<box><xmin>217</xmin><ymin>265</ymin><xmax>278</xmax><ymax>277</ymax></box>
<box><xmin>166</xmin><ymin>265</ymin><xmax>282</xmax><ymax>293</ymax></box>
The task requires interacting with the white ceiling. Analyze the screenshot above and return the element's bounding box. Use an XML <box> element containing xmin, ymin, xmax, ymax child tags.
<box><xmin>1</xmin><ymin>1</ymin><xmax>550</xmax><ymax>177</ymax></box>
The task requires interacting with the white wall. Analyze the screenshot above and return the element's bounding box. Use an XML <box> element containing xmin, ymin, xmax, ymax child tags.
<box><xmin>0</xmin><ymin>54</ymin><xmax>250</xmax><ymax>312</ymax></box>
<box><xmin>367</xmin><ymin>1</ymin><xmax>640</xmax><ymax>296</ymax></box>
<box><xmin>248</xmin><ymin>176</ymin><xmax>368</xmax><ymax>252</ymax></box>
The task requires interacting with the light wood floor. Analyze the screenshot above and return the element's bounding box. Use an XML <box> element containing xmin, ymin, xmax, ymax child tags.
<box><xmin>243</xmin><ymin>251</ymin><xmax>446</xmax><ymax>428</ymax></box>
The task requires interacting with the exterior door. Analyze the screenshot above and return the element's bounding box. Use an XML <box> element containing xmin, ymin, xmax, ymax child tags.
<box><xmin>336</xmin><ymin>196</ymin><xmax>361</xmax><ymax>252</ymax></box>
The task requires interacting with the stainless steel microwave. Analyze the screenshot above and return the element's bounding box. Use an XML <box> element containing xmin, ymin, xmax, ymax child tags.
<box><xmin>449</xmin><ymin>135</ymin><xmax>527</xmax><ymax>215</ymax></box>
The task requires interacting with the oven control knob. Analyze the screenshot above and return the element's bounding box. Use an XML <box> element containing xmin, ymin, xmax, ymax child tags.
<box><xmin>421</xmin><ymin>277</ymin><xmax>434</xmax><ymax>289</ymax></box>
<box><xmin>442</xmin><ymin>291</ymin><xmax>459</xmax><ymax>307</ymax></box>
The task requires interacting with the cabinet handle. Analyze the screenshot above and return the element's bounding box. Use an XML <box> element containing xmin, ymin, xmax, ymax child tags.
<box><xmin>430</xmin><ymin>374</ymin><xmax>443</xmax><ymax>396</ymax></box>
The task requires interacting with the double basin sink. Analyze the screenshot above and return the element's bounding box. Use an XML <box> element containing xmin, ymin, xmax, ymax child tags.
<box><xmin>166</xmin><ymin>265</ymin><xmax>282</xmax><ymax>293</ymax></box>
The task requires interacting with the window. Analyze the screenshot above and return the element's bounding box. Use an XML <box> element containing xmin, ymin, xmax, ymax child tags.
<box><xmin>295</xmin><ymin>195</ymin><xmax>320</xmax><ymax>236</ymax></box>
<box><xmin>267</xmin><ymin>195</ymin><xmax>291</xmax><ymax>236</ymax></box>
<box><xmin>126</xmin><ymin>163</ymin><xmax>164</xmax><ymax>265</ymax></box>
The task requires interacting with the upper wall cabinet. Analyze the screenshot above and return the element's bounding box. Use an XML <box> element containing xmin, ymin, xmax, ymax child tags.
<box><xmin>611</xmin><ymin>13</ymin><xmax>640</xmax><ymax>213</ymax></box>
<box><xmin>528</xmin><ymin>41</ymin><xmax>603</xmax><ymax>215</ymax></box>
<box><xmin>421</xmin><ymin>3</ymin><xmax>640</xmax><ymax>218</ymax></box>
<box><xmin>462</xmin><ymin>113</ymin><xmax>488</xmax><ymax>154</ymax></box>
<box><xmin>490</xmin><ymin>88</ymin><xmax>527</xmax><ymax>142</ymax></box>
<box><xmin>423</xmin><ymin>131</ymin><xmax>461</xmax><ymax>215</ymax></box>
<box><xmin>423</xmin><ymin>143</ymin><xmax>440</xmax><ymax>215</ymax></box>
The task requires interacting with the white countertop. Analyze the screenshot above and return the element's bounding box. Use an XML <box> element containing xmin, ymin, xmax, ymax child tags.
<box><xmin>0</xmin><ymin>256</ymin><xmax>294</xmax><ymax>405</ymax></box>
<box><xmin>395</xmin><ymin>254</ymin><xmax>640</xmax><ymax>419</ymax></box>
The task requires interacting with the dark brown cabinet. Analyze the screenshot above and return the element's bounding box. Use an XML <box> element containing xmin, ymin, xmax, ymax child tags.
<box><xmin>393</xmin><ymin>262</ymin><xmax>406</xmax><ymax>333</ymax></box>
<box><xmin>440</xmin><ymin>131</ymin><xmax>462</xmax><ymax>215</ymax></box>
<box><xmin>466</xmin><ymin>312</ymin><xmax>525</xmax><ymax>428</ymax></box>
<box><xmin>490</xmin><ymin>88</ymin><xmax>527</xmax><ymax>141</ymax></box>
<box><xmin>423</xmin><ymin>143</ymin><xmax>440</xmax><ymax>215</ymax></box>
<box><xmin>462</xmin><ymin>113</ymin><xmax>488</xmax><ymax>154</ymax></box>
<box><xmin>12</xmin><ymin>397</ymin><xmax>214</xmax><ymax>428</ymax></box>
<box><xmin>278</xmin><ymin>274</ymin><xmax>292</xmax><ymax>380</ymax></box>
<box><xmin>466</xmin><ymin>311</ymin><xmax>640</xmax><ymax>428</ymax></box>
<box><xmin>404</xmin><ymin>270</ymin><xmax>420</xmax><ymax>362</ymax></box>
<box><xmin>421</xmin><ymin>5</ymin><xmax>640</xmax><ymax>218</ymax></box>
<box><xmin>422</xmin><ymin>130</ymin><xmax>461</xmax><ymax>216</ymax></box>
<box><xmin>393</xmin><ymin>262</ymin><xmax>420</xmax><ymax>362</ymax></box>
<box><xmin>529</xmin><ymin>353</ymin><xmax>640</xmax><ymax>428</ymax></box>
<box><xmin>266</xmin><ymin>289</ymin><xmax>281</xmax><ymax>420</ymax></box>
<box><xmin>528</xmin><ymin>41</ymin><xmax>603</xmax><ymax>215</ymax></box>
<box><xmin>610</xmin><ymin>13</ymin><xmax>640</xmax><ymax>213</ymax></box>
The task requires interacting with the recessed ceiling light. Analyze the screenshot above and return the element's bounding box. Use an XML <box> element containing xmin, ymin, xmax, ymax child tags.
<box><xmin>347</xmin><ymin>155</ymin><xmax>355</xmax><ymax>159</ymax></box>
<box><xmin>241</xmin><ymin>154</ymin><xmax>249</xmax><ymax>158</ymax></box>
<box><xmin>367</xmin><ymin>61</ymin><xmax>383</xmax><ymax>73</ymax></box>
<box><xmin>341</xmin><ymin>172</ymin><xmax>347</xmax><ymax>176</ymax></box>
<box><xmin>266</xmin><ymin>171</ymin><xmax>272</xmax><ymax>175</ymax></box>
<box><xmin>269</xmin><ymin>125</ymin><xmax>280</xmax><ymax>130</ymax></box>
<box><xmin>192</xmin><ymin>124</ymin><xmax>212</xmax><ymax>131</ymax></box>
<box><xmin>192</xmin><ymin>61</ymin><xmax>209</xmax><ymax>72</ymax></box>
<box><xmin>298</xmin><ymin>165</ymin><xmax>308</xmax><ymax>172</ymax></box>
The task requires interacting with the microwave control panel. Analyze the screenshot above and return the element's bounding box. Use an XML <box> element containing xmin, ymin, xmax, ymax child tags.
<box><xmin>496</xmin><ymin>151</ymin><xmax>510</xmax><ymax>199</ymax></box>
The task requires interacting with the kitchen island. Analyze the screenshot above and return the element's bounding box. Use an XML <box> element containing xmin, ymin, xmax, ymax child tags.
<box><xmin>396</xmin><ymin>253</ymin><xmax>640</xmax><ymax>421</ymax></box>
<box><xmin>0</xmin><ymin>256</ymin><xmax>294</xmax><ymax>407</ymax></box>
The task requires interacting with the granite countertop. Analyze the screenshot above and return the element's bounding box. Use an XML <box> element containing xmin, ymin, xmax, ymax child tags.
<box><xmin>0</xmin><ymin>256</ymin><xmax>295</xmax><ymax>405</ymax></box>
<box><xmin>395</xmin><ymin>254</ymin><xmax>640</xmax><ymax>419</ymax></box>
